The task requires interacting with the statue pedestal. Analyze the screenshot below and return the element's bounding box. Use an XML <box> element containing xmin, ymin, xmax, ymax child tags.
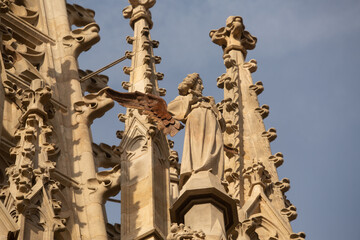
<box><xmin>170</xmin><ymin>171</ymin><xmax>238</xmax><ymax>239</ymax></box>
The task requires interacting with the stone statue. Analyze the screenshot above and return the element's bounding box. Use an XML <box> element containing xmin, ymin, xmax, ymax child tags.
<box><xmin>167</xmin><ymin>73</ymin><xmax>225</xmax><ymax>188</ymax></box>
<box><xmin>105</xmin><ymin>73</ymin><xmax>226</xmax><ymax>188</ymax></box>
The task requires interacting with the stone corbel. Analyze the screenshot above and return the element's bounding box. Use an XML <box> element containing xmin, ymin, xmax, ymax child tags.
<box><xmin>209</xmin><ymin>16</ymin><xmax>257</xmax><ymax>56</ymax></box>
<box><xmin>122</xmin><ymin>0</ymin><xmax>156</xmax><ymax>29</ymax></box>
<box><xmin>87</xmin><ymin>165</ymin><xmax>121</xmax><ymax>204</ymax></box>
<box><xmin>74</xmin><ymin>88</ymin><xmax>114</xmax><ymax>126</ymax></box>
<box><xmin>78</xmin><ymin>69</ymin><xmax>109</xmax><ymax>94</ymax></box>
<box><xmin>255</xmin><ymin>104</ymin><xmax>269</xmax><ymax>119</ymax></box>
<box><xmin>62</xmin><ymin>23</ymin><xmax>100</xmax><ymax>59</ymax></box>
<box><xmin>66</xmin><ymin>3</ymin><xmax>95</xmax><ymax>27</ymax></box>
<box><xmin>243</xmin><ymin>162</ymin><xmax>271</xmax><ymax>195</ymax></box>
<box><xmin>290</xmin><ymin>232</ymin><xmax>306</xmax><ymax>240</ymax></box>
<box><xmin>262</xmin><ymin>128</ymin><xmax>277</xmax><ymax>142</ymax></box>
<box><xmin>249</xmin><ymin>81</ymin><xmax>264</xmax><ymax>95</ymax></box>
<box><xmin>167</xmin><ymin>223</ymin><xmax>206</xmax><ymax>240</ymax></box>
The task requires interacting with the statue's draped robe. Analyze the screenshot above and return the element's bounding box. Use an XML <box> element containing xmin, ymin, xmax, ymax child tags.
<box><xmin>168</xmin><ymin>94</ymin><xmax>224</xmax><ymax>188</ymax></box>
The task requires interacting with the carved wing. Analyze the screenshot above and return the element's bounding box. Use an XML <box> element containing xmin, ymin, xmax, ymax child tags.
<box><xmin>105</xmin><ymin>87</ymin><xmax>184</xmax><ymax>137</ymax></box>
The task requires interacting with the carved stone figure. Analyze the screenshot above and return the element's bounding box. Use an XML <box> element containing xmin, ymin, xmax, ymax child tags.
<box><xmin>167</xmin><ymin>73</ymin><xmax>225</xmax><ymax>188</ymax></box>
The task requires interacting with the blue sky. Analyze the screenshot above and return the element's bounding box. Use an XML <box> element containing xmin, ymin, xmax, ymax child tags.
<box><xmin>68</xmin><ymin>0</ymin><xmax>360</xmax><ymax>239</ymax></box>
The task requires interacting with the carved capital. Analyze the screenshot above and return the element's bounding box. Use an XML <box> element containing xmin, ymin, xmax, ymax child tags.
<box><xmin>87</xmin><ymin>165</ymin><xmax>121</xmax><ymax>204</ymax></box>
<box><xmin>167</xmin><ymin>223</ymin><xmax>206</xmax><ymax>240</ymax></box>
<box><xmin>62</xmin><ymin>23</ymin><xmax>100</xmax><ymax>58</ymax></box>
<box><xmin>210</xmin><ymin>16</ymin><xmax>257</xmax><ymax>56</ymax></box>
<box><xmin>74</xmin><ymin>88</ymin><xmax>114</xmax><ymax>126</ymax></box>
<box><xmin>123</xmin><ymin>0</ymin><xmax>156</xmax><ymax>29</ymax></box>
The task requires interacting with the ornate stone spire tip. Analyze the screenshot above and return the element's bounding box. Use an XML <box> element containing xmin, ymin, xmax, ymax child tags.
<box><xmin>123</xmin><ymin>0</ymin><xmax>156</xmax><ymax>29</ymax></box>
<box><xmin>210</xmin><ymin>16</ymin><xmax>257</xmax><ymax>56</ymax></box>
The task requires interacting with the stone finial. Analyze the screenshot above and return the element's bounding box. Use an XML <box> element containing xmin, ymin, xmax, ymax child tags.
<box><xmin>209</xmin><ymin>16</ymin><xmax>257</xmax><ymax>56</ymax></box>
<box><xmin>122</xmin><ymin>0</ymin><xmax>156</xmax><ymax>29</ymax></box>
<box><xmin>167</xmin><ymin>223</ymin><xmax>206</xmax><ymax>240</ymax></box>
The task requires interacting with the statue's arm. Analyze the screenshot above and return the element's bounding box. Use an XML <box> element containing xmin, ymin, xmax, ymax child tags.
<box><xmin>168</xmin><ymin>95</ymin><xmax>192</xmax><ymax>122</ymax></box>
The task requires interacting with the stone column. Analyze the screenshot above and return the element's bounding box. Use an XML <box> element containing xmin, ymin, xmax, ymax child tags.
<box><xmin>44</xmin><ymin>1</ymin><xmax>111</xmax><ymax>239</ymax></box>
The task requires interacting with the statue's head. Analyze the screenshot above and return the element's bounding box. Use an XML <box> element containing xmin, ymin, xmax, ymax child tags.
<box><xmin>178</xmin><ymin>73</ymin><xmax>203</xmax><ymax>96</ymax></box>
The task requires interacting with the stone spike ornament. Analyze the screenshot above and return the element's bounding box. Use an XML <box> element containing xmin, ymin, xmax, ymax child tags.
<box><xmin>210</xmin><ymin>16</ymin><xmax>304</xmax><ymax>239</ymax></box>
<box><xmin>0</xmin><ymin>2</ymin><xmax>303</xmax><ymax>240</ymax></box>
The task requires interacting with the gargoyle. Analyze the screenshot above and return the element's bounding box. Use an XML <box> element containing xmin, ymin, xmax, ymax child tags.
<box><xmin>62</xmin><ymin>23</ymin><xmax>100</xmax><ymax>58</ymax></box>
